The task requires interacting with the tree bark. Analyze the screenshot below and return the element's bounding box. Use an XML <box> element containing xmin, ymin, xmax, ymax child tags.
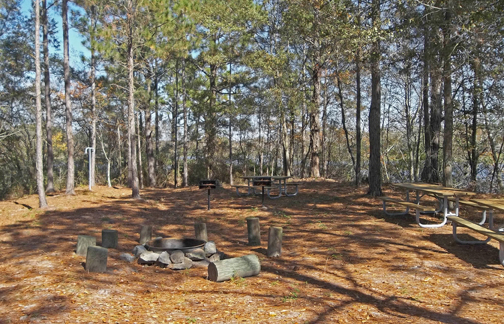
<box><xmin>206</xmin><ymin>57</ymin><xmax>218</xmax><ymax>179</ymax></box>
<box><xmin>145</xmin><ymin>66</ymin><xmax>156</xmax><ymax>187</ymax></box>
<box><xmin>309</xmin><ymin>9</ymin><xmax>321</xmax><ymax>178</ymax></box>
<box><xmin>247</xmin><ymin>217</ymin><xmax>261</xmax><ymax>246</ymax></box>
<box><xmin>173</xmin><ymin>60</ymin><xmax>179</xmax><ymax>188</ymax></box>
<box><xmin>63</xmin><ymin>0</ymin><xmax>75</xmax><ymax>195</ymax></box>
<box><xmin>428</xmin><ymin>55</ymin><xmax>442</xmax><ymax>184</ymax></box>
<box><xmin>208</xmin><ymin>254</ymin><xmax>260</xmax><ymax>282</ymax></box>
<box><xmin>267</xmin><ymin>227</ymin><xmax>282</xmax><ymax>257</ymax></box>
<box><xmin>336</xmin><ymin>70</ymin><xmax>356</xmax><ymax>179</ymax></box>
<box><xmin>127</xmin><ymin>0</ymin><xmax>140</xmax><ymax>198</ymax></box>
<box><xmin>421</xmin><ymin>21</ymin><xmax>431</xmax><ymax>183</ymax></box>
<box><xmin>469</xmin><ymin>57</ymin><xmax>481</xmax><ymax>184</ymax></box>
<box><xmin>442</xmin><ymin>9</ymin><xmax>453</xmax><ymax>188</ymax></box>
<box><xmin>229</xmin><ymin>61</ymin><xmax>234</xmax><ymax>184</ymax></box>
<box><xmin>43</xmin><ymin>0</ymin><xmax>54</xmax><ymax>194</ymax></box>
<box><xmin>90</xmin><ymin>5</ymin><xmax>97</xmax><ymax>188</ymax></box>
<box><xmin>355</xmin><ymin>0</ymin><xmax>362</xmax><ymax>187</ymax></box>
<box><xmin>35</xmin><ymin>0</ymin><xmax>48</xmax><ymax>208</ymax></box>
<box><xmin>182</xmin><ymin>58</ymin><xmax>188</xmax><ymax>187</ymax></box>
<box><xmin>194</xmin><ymin>222</ymin><xmax>208</xmax><ymax>242</ymax></box>
<box><xmin>367</xmin><ymin>0</ymin><xmax>382</xmax><ymax>197</ymax></box>
<box><xmin>137</xmin><ymin>113</ymin><xmax>143</xmax><ymax>189</ymax></box>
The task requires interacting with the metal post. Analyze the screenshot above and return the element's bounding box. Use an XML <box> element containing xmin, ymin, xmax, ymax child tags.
<box><xmin>85</xmin><ymin>147</ymin><xmax>94</xmax><ymax>191</ymax></box>
<box><xmin>261</xmin><ymin>186</ymin><xmax>265</xmax><ymax>208</ymax></box>
<box><xmin>207</xmin><ymin>188</ymin><xmax>211</xmax><ymax>210</ymax></box>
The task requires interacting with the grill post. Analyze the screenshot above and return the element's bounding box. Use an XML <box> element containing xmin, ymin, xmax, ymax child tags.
<box><xmin>199</xmin><ymin>180</ymin><xmax>217</xmax><ymax>210</ymax></box>
<box><xmin>208</xmin><ymin>188</ymin><xmax>211</xmax><ymax>210</ymax></box>
<box><xmin>252</xmin><ymin>177</ymin><xmax>271</xmax><ymax>208</ymax></box>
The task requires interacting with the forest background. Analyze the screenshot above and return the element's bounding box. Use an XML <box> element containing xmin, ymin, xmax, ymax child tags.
<box><xmin>1</xmin><ymin>0</ymin><xmax>504</xmax><ymax>206</ymax></box>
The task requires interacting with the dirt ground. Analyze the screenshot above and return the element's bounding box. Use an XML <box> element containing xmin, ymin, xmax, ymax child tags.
<box><xmin>0</xmin><ymin>179</ymin><xmax>503</xmax><ymax>324</ymax></box>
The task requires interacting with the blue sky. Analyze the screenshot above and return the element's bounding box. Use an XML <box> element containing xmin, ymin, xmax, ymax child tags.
<box><xmin>21</xmin><ymin>0</ymin><xmax>90</xmax><ymax>68</ymax></box>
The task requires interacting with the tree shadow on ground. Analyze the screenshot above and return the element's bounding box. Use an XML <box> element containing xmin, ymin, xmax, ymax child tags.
<box><xmin>0</xmin><ymin>181</ymin><xmax>503</xmax><ymax>322</ymax></box>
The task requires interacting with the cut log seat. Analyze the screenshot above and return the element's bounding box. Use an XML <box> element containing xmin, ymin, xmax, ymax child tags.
<box><xmin>208</xmin><ymin>254</ymin><xmax>261</xmax><ymax>282</ymax></box>
<box><xmin>448</xmin><ymin>216</ymin><xmax>504</xmax><ymax>266</ymax></box>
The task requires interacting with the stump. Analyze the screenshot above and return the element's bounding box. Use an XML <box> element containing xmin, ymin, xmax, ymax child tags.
<box><xmin>139</xmin><ymin>225</ymin><xmax>153</xmax><ymax>245</ymax></box>
<box><xmin>76</xmin><ymin>235</ymin><xmax>96</xmax><ymax>256</ymax></box>
<box><xmin>267</xmin><ymin>226</ymin><xmax>283</xmax><ymax>257</ymax></box>
<box><xmin>102</xmin><ymin>229</ymin><xmax>118</xmax><ymax>248</ymax></box>
<box><xmin>247</xmin><ymin>217</ymin><xmax>261</xmax><ymax>246</ymax></box>
<box><xmin>208</xmin><ymin>254</ymin><xmax>260</xmax><ymax>282</ymax></box>
<box><xmin>194</xmin><ymin>222</ymin><xmax>208</xmax><ymax>242</ymax></box>
<box><xmin>86</xmin><ymin>246</ymin><xmax>108</xmax><ymax>273</ymax></box>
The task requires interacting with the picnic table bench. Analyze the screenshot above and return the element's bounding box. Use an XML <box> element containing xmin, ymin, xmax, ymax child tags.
<box><xmin>448</xmin><ymin>215</ymin><xmax>504</xmax><ymax>266</ymax></box>
<box><xmin>446</xmin><ymin>198</ymin><xmax>504</xmax><ymax>267</ymax></box>
<box><xmin>378</xmin><ymin>196</ymin><xmax>440</xmax><ymax>227</ymax></box>
<box><xmin>379</xmin><ymin>183</ymin><xmax>476</xmax><ymax>228</ymax></box>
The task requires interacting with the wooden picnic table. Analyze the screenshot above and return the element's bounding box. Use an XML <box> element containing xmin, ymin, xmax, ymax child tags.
<box><xmin>232</xmin><ymin>176</ymin><xmax>299</xmax><ymax>199</ymax></box>
<box><xmin>381</xmin><ymin>183</ymin><xmax>476</xmax><ymax>228</ymax></box>
<box><xmin>381</xmin><ymin>184</ymin><xmax>504</xmax><ymax>266</ymax></box>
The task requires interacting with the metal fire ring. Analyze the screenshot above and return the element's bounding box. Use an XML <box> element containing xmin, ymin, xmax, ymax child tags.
<box><xmin>144</xmin><ymin>238</ymin><xmax>206</xmax><ymax>253</ymax></box>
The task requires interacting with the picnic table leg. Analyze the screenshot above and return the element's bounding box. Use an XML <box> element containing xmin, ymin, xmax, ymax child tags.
<box><xmin>267</xmin><ymin>185</ymin><xmax>282</xmax><ymax>199</ymax></box>
<box><xmin>415</xmin><ymin>210</ymin><xmax>448</xmax><ymax>228</ymax></box>
<box><xmin>477</xmin><ymin>209</ymin><xmax>487</xmax><ymax>225</ymax></box>
<box><xmin>500</xmin><ymin>242</ymin><xmax>504</xmax><ymax>266</ymax></box>
<box><xmin>450</xmin><ymin>221</ymin><xmax>491</xmax><ymax>244</ymax></box>
<box><xmin>442</xmin><ymin>197</ymin><xmax>458</xmax><ymax>217</ymax></box>
<box><xmin>285</xmin><ymin>184</ymin><xmax>299</xmax><ymax>197</ymax></box>
<box><xmin>489</xmin><ymin>209</ymin><xmax>495</xmax><ymax>230</ymax></box>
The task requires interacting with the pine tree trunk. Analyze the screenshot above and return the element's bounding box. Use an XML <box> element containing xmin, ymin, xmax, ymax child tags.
<box><xmin>367</xmin><ymin>0</ymin><xmax>382</xmax><ymax>197</ymax></box>
<box><xmin>421</xmin><ymin>18</ymin><xmax>432</xmax><ymax>183</ymax></box>
<box><xmin>309</xmin><ymin>34</ymin><xmax>321</xmax><ymax>178</ymax></box>
<box><xmin>182</xmin><ymin>59</ymin><xmax>188</xmax><ymax>187</ymax></box>
<box><xmin>63</xmin><ymin>0</ymin><xmax>75</xmax><ymax>195</ymax></box>
<box><xmin>90</xmin><ymin>5</ymin><xmax>97</xmax><ymax>188</ymax></box>
<box><xmin>355</xmin><ymin>1</ymin><xmax>362</xmax><ymax>186</ymax></box>
<box><xmin>173</xmin><ymin>61</ymin><xmax>179</xmax><ymax>188</ymax></box>
<box><xmin>43</xmin><ymin>0</ymin><xmax>54</xmax><ymax>193</ymax></box>
<box><xmin>206</xmin><ymin>59</ymin><xmax>218</xmax><ymax>179</ymax></box>
<box><xmin>35</xmin><ymin>0</ymin><xmax>48</xmax><ymax>208</ymax></box>
<box><xmin>442</xmin><ymin>9</ymin><xmax>453</xmax><ymax>188</ymax></box>
<box><xmin>137</xmin><ymin>113</ymin><xmax>143</xmax><ymax>189</ymax></box>
<box><xmin>127</xmin><ymin>0</ymin><xmax>139</xmax><ymax>199</ymax></box>
<box><xmin>145</xmin><ymin>67</ymin><xmax>156</xmax><ymax>187</ymax></box>
<box><xmin>429</xmin><ymin>57</ymin><xmax>442</xmax><ymax>184</ymax></box>
<box><xmin>470</xmin><ymin>57</ymin><xmax>481</xmax><ymax>184</ymax></box>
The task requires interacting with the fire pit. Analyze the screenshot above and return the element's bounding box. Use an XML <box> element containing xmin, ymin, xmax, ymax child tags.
<box><xmin>144</xmin><ymin>238</ymin><xmax>206</xmax><ymax>253</ymax></box>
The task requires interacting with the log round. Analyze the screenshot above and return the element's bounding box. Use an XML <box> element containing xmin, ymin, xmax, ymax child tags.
<box><xmin>267</xmin><ymin>226</ymin><xmax>283</xmax><ymax>257</ymax></box>
<box><xmin>246</xmin><ymin>217</ymin><xmax>261</xmax><ymax>246</ymax></box>
<box><xmin>208</xmin><ymin>254</ymin><xmax>260</xmax><ymax>282</ymax></box>
<box><xmin>194</xmin><ymin>222</ymin><xmax>208</xmax><ymax>242</ymax></box>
